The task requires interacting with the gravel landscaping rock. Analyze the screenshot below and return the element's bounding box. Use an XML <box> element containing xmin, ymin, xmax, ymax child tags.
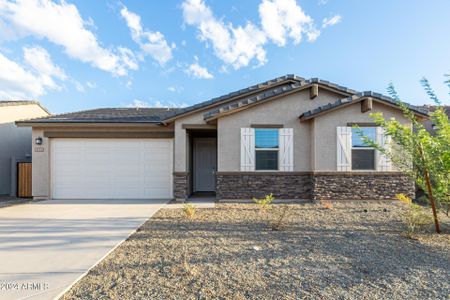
<box><xmin>62</xmin><ymin>201</ymin><xmax>450</xmax><ymax>300</ymax></box>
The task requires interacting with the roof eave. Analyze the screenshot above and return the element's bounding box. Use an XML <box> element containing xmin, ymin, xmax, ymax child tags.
<box><xmin>299</xmin><ymin>96</ymin><xmax>429</xmax><ymax>122</ymax></box>
<box><xmin>15</xmin><ymin>121</ymin><xmax>166</xmax><ymax>127</ymax></box>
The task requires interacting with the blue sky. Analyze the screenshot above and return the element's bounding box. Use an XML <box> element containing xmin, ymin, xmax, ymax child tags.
<box><xmin>0</xmin><ymin>0</ymin><xmax>449</xmax><ymax>114</ymax></box>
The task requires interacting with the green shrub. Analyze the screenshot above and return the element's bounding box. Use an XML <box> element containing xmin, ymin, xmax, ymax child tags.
<box><xmin>253</xmin><ymin>193</ymin><xmax>274</xmax><ymax>211</ymax></box>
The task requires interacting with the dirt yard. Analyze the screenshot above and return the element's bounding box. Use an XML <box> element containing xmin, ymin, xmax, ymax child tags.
<box><xmin>62</xmin><ymin>201</ymin><xmax>450</xmax><ymax>300</ymax></box>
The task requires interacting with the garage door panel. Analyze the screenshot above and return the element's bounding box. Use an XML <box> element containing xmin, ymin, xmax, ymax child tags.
<box><xmin>51</xmin><ymin>138</ymin><xmax>172</xmax><ymax>199</ymax></box>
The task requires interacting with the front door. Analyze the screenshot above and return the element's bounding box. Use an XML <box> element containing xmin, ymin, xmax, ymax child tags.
<box><xmin>193</xmin><ymin>138</ymin><xmax>217</xmax><ymax>192</ymax></box>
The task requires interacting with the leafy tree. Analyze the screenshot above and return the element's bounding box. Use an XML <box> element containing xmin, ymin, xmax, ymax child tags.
<box><xmin>358</xmin><ymin>78</ymin><xmax>449</xmax><ymax>233</ymax></box>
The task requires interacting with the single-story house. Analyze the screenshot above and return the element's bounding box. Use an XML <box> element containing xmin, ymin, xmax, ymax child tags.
<box><xmin>16</xmin><ymin>75</ymin><xmax>428</xmax><ymax>201</ymax></box>
<box><xmin>0</xmin><ymin>101</ymin><xmax>50</xmax><ymax>196</ymax></box>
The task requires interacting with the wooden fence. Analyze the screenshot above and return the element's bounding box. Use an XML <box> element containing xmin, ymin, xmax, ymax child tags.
<box><xmin>18</xmin><ymin>162</ymin><xmax>32</xmax><ymax>198</ymax></box>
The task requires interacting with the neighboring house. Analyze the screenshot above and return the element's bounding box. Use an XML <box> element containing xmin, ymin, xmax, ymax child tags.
<box><xmin>419</xmin><ymin>105</ymin><xmax>450</xmax><ymax>133</ymax></box>
<box><xmin>0</xmin><ymin>101</ymin><xmax>50</xmax><ymax>196</ymax></box>
<box><xmin>16</xmin><ymin>75</ymin><xmax>428</xmax><ymax>201</ymax></box>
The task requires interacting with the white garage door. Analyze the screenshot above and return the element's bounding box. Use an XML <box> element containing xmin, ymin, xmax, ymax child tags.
<box><xmin>51</xmin><ymin>139</ymin><xmax>173</xmax><ymax>199</ymax></box>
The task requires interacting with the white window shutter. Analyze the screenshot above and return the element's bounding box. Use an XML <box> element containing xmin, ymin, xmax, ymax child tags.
<box><xmin>279</xmin><ymin>128</ymin><xmax>294</xmax><ymax>171</ymax></box>
<box><xmin>240</xmin><ymin>128</ymin><xmax>255</xmax><ymax>171</ymax></box>
<box><xmin>376</xmin><ymin>127</ymin><xmax>392</xmax><ymax>171</ymax></box>
<box><xmin>337</xmin><ymin>126</ymin><xmax>352</xmax><ymax>171</ymax></box>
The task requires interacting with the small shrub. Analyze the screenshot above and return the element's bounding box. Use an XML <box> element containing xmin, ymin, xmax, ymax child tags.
<box><xmin>253</xmin><ymin>194</ymin><xmax>295</xmax><ymax>231</ymax></box>
<box><xmin>183</xmin><ymin>203</ymin><xmax>196</xmax><ymax>219</ymax></box>
<box><xmin>396</xmin><ymin>194</ymin><xmax>433</xmax><ymax>237</ymax></box>
<box><xmin>253</xmin><ymin>193</ymin><xmax>274</xmax><ymax>211</ymax></box>
<box><xmin>396</xmin><ymin>193</ymin><xmax>412</xmax><ymax>205</ymax></box>
<box><xmin>269</xmin><ymin>204</ymin><xmax>292</xmax><ymax>231</ymax></box>
<box><xmin>320</xmin><ymin>200</ymin><xmax>334</xmax><ymax>210</ymax></box>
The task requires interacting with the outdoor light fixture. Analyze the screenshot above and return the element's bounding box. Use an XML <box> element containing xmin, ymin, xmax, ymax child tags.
<box><xmin>35</xmin><ymin>137</ymin><xmax>43</xmax><ymax>145</ymax></box>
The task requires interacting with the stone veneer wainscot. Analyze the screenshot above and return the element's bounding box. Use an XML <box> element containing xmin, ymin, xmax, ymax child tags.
<box><xmin>216</xmin><ymin>172</ymin><xmax>313</xmax><ymax>200</ymax></box>
<box><xmin>173</xmin><ymin>172</ymin><xmax>189</xmax><ymax>200</ymax></box>
<box><xmin>311</xmin><ymin>172</ymin><xmax>415</xmax><ymax>201</ymax></box>
<box><xmin>214</xmin><ymin>172</ymin><xmax>414</xmax><ymax>201</ymax></box>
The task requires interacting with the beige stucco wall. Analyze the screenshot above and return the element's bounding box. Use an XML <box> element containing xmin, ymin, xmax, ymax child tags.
<box><xmin>0</xmin><ymin>104</ymin><xmax>48</xmax><ymax>195</ymax></box>
<box><xmin>31</xmin><ymin>128</ymin><xmax>49</xmax><ymax>198</ymax></box>
<box><xmin>313</xmin><ymin>101</ymin><xmax>410</xmax><ymax>171</ymax></box>
<box><xmin>217</xmin><ymin>89</ymin><xmax>343</xmax><ymax>172</ymax></box>
<box><xmin>174</xmin><ymin>112</ymin><xmax>211</xmax><ymax>172</ymax></box>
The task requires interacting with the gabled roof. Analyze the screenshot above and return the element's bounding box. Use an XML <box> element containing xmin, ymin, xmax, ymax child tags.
<box><xmin>299</xmin><ymin>92</ymin><xmax>429</xmax><ymax>121</ymax></box>
<box><xmin>167</xmin><ymin>75</ymin><xmax>361</xmax><ymax>122</ymax></box>
<box><xmin>203</xmin><ymin>82</ymin><xmax>304</xmax><ymax>121</ymax></box>
<box><xmin>17</xmin><ymin>108</ymin><xmax>181</xmax><ymax>124</ymax></box>
<box><xmin>0</xmin><ymin>100</ymin><xmax>50</xmax><ymax>114</ymax></box>
<box><xmin>202</xmin><ymin>77</ymin><xmax>360</xmax><ymax>121</ymax></box>
<box><xmin>163</xmin><ymin>74</ymin><xmax>306</xmax><ymax>122</ymax></box>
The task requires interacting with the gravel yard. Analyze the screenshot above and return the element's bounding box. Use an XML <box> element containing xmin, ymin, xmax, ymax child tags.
<box><xmin>62</xmin><ymin>201</ymin><xmax>450</xmax><ymax>300</ymax></box>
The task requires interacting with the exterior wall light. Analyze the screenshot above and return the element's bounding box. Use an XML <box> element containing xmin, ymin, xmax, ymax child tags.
<box><xmin>35</xmin><ymin>137</ymin><xmax>43</xmax><ymax>145</ymax></box>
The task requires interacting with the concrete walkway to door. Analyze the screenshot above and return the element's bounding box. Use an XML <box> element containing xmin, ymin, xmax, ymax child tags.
<box><xmin>0</xmin><ymin>199</ymin><xmax>167</xmax><ymax>300</ymax></box>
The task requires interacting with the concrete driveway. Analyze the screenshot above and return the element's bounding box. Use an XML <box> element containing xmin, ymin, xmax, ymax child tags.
<box><xmin>0</xmin><ymin>199</ymin><xmax>167</xmax><ymax>300</ymax></box>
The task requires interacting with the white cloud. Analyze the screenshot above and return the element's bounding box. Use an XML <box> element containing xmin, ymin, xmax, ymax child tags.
<box><xmin>322</xmin><ymin>15</ymin><xmax>342</xmax><ymax>28</ymax></box>
<box><xmin>125</xmin><ymin>80</ymin><xmax>133</xmax><ymax>89</ymax></box>
<box><xmin>182</xmin><ymin>0</ymin><xmax>267</xmax><ymax>69</ymax></box>
<box><xmin>168</xmin><ymin>86</ymin><xmax>184</xmax><ymax>93</ymax></box>
<box><xmin>126</xmin><ymin>99</ymin><xmax>188</xmax><ymax>108</ymax></box>
<box><xmin>86</xmin><ymin>81</ymin><xmax>96</xmax><ymax>88</ymax></box>
<box><xmin>127</xmin><ymin>99</ymin><xmax>150</xmax><ymax>108</ymax></box>
<box><xmin>73</xmin><ymin>80</ymin><xmax>85</xmax><ymax>92</ymax></box>
<box><xmin>120</xmin><ymin>6</ymin><xmax>173</xmax><ymax>65</ymax></box>
<box><xmin>23</xmin><ymin>46</ymin><xmax>67</xmax><ymax>90</ymax></box>
<box><xmin>186</xmin><ymin>61</ymin><xmax>214</xmax><ymax>79</ymax></box>
<box><xmin>259</xmin><ymin>0</ymin><xmax>319</xmax><ymax>46</ymax></box>
<box><xmin>182</xmin><ymin>0</ymin><xmax>321</xmax><ymax>69</ymax></box>
<box><xmin>0</xmin><ymin>0</ymin><xmax>138</xmax><ymax>76</ymax></box>
<box><xmin>0</xmin><ymin>47</ymin><xmax>66</xmax><ymax>98</ymax></box>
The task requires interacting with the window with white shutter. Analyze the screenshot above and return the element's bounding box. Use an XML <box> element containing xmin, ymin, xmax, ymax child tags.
<box><xmin>337</xmin><ymin>126</ymin><xmax>392</xmax><ymax>172</ymax></box>
<box><xmin>241</xmin><ymin>127</ymin><xmax>294</xmax><ymax>171</ymax></box>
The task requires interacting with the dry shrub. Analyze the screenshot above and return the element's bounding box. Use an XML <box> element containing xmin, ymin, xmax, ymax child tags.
<box><xmin>253</xmin><ymin>194</ymin><xmax>294</xmax><ymax>230</ymax></box>
<box><xmin>396</xmin><ymin>194</ymin><xmax>433</xmax><ymax>237</ymax></box>
<box><xmin>320</xmin><ymin>200</ymin><xmax>334</xmax><ymax>210</ymax></box>
<box><xmin>269</xmin><ymin>204</ymin><xmax>293</xmax><ymax>231</ymax></box>
<box><xmin>183</xmin><ymin>203</ymin><xmax>196</xmax><ymax>219</ymax></box>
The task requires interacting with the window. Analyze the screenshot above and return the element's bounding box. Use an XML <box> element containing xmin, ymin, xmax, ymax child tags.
<box><xmin>351</xmin><ymin>127</ymin><xmax>376</xmax><ymax>170</ymax></box>
<box><xmin>255</xmin><ymin>129</ymin><xmax>278</xmax><ymax>170</ymax></box>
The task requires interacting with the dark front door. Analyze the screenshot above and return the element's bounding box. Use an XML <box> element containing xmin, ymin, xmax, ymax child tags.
<box><xmin>193</xmin><ymin>138</ymin><xmax>217</xmax><ymax>192</ymax></box>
